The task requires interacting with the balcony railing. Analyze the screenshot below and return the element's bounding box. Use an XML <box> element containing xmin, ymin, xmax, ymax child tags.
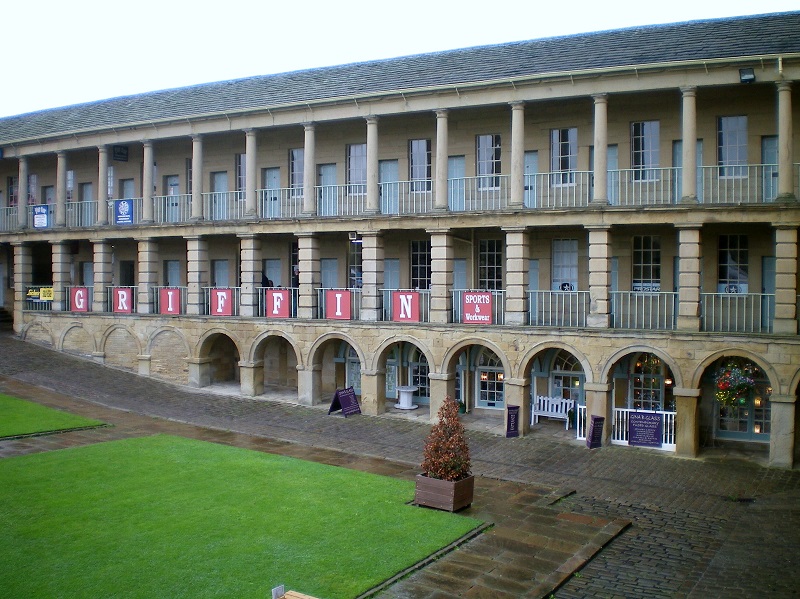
<box><xmin>381</xmin><ymin>289</ymin><xmax>431</xmax><ymax>322</ymax></box>
<box><xmin>452</xmin><ymin>289</ymin><xmax>505</xmax><ymax>325</ymax></box>
<box><xmin>608</xmin><ymin>168</ymin><xmax>679</xmax><ymax>206</ymax></box>
<box><xmin>151</xmin><ymin>286</ymin><xmax>189</xmax><ymax>314</ymax></box>
<box><xmin>153</xmin><ymin>195</ymin><xmax>191</xmax><ymax>224</ymax></box>
<box><xmin>202</xmin><ymin>191</ymin><xmax>246</xmax><ymax>221</ymax></box>
<box><xmin>256</xmin><ymin>286</ymin><xmax>299</xmax><ymax>317</ymax></box>
<box><xmin>258</xmin><ymin>189</ymin><xmax>303</xmax><ymax>220</ymax></box>
<box><xmin>0</xmin><ymin>206</ymin><xmax>18</xmax><ymax>231</ymax></box>
<box><xmin>317</xmin><ymin>288</ymin><xmax>362</xmax><ymax>319</ymax></box>
<box><xmin>316</xmin><ymin>186</ymin><xmax>367</xmax><ymax>217</ymax></box>
<box><xmin>28</xmin><ymin>203</ymin><xmax>54</xmax><ymax>228</ymax></box>
<box><xmin>380</xmin><ymin>181</ymin><xmax>435</xmax><ymax>215</ymax></box>
<box><xmin>699</xmin><ymin>164</ymin><xmax>781</xmax><ymax>204</ymax></box>
<box><xmin>104</xmin><ymin>286</ymin><xmax>138</xmax><ymax>313</ymax></box>
<box><xmin>202</xmin><ymin>287</ymin><xmax>242</xmax><ymax>315</ymax></box>
<box><xmin>449</xmin><ymin>175</ymin><xmax>509</xmax><ymax>211</ymax></box>
<box><xmin>611</xmin><ymin>291</ymin><xmax>678</xmax><ymax>330</ymax></box>
<box><xmin>701</xmin><ymin>293</ymin><xmax>774</xmax><ymax>333</ymax></box>
<box><xmin>23</xmin><ymin>285</ymin><xmax>54</xmax><ymax>311</ymax></box>
<box><xmin>106</xmin><ymin>198</ymin><xmax>144</xmax><ymax>225</ymax></box>
<box><xmin>575</xmin><ymin>405</ymin><xmax>677</xmax><ymax>451</ymax></box>
<box><xmin>66</xmin><ymin>201</ymin><xmax>98</xmax><ymax>228</ymax></box>
<box><xmin>65</xmin><ymin>286</ymin><xmax>94</xmax><ymax>311</ymax></box>
<box><xmin>524</xmin><ymin>171</ymin><xmax>592</xmax><ymax>208</ymax></box>
<box><xmin>528</xmin><ymin>291</ymin><xmax>589</xmax><ymax>327</ymax></box>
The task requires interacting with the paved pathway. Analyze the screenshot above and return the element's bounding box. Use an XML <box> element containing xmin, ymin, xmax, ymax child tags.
<box><xmin>1</xmin><ymin>332</ymin><xmax>799</xmax><ymax>598</ymax></box>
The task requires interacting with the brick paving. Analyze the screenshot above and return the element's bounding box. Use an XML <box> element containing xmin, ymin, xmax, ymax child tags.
<box><xmin>1</xmin><ymin>332</ymin><xmax>799</xmax><ymax>598</ymax></box>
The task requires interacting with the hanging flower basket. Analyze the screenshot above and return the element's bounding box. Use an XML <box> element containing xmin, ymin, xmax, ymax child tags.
<box><xmin>714</xmin><ymin>363</ymin><xmax>755</xmax><ymax>407</ymax></box>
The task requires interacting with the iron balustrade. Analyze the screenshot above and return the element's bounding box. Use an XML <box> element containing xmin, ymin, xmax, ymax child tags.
<box><xmin>699</xmin><ymin>164</ymin><xmax>781</xmax><ymax>204</ymax></box>
<box><xmin>316</xmin><ymin>185</ymin><xmax>367</xmax><ymax>217</ymax></box>
<box><xmin>0</xmin><ymin>206</ymin><xmax>18</xmax><ymax>231</ymax></box>
<box><xmin>448</xmin><ymin>175</ymin><xmax>509</xmax><ymax>211</ymax></box>
<box><xmin>608</xmin><ymin>167</ymin><xmax>680</xmax><ymax>206</ymax></box>
<box><xmin>27</xmin><ymin>203</ymin><xmax>54</xmax><ymax>228</ymax></box>
<box><xmin>106</xmin><ymin>197</ymin><xmax>143</xmax><ymax>225</ymax></box>
<box><xmin>575</xmin><ymin>405</ymin><xmax>677</xmax><ymax>451</ymax></box>
<box><xmin>151</xmin><ymin>287</ymin><xmax>189</xmax><ymax>314</ymax></box>
<box><xmin>528</xmin><ymin>290</ymin><xmax>589</xmax><ymax>327</ymax></box>
<box><xmin>523</xmin><ymin>171</ymin><xmax>592</xmax><ymax>208</ymax></box>
<box><xmin>611</xmin><ymin>291</ymin><xmax>678</xmax><ymax>330</ymax></box>
<box><xmin>701</xmin><ymin>292</ymin><xmax>775</xmax><ymax>333</ymax></box>
<box><xmin>317</xmin><ymin>288</ymin><xmax>362</xmax><ymax>319</ymax></box>
<box><xmin>202</xmin><ymin>287</ymin><xmax>242</xmax><ymax>315</ymax></box>
<box><xmin>202</xmin><ymin>191</ymin><xmax>246</xmax><ymax>221</ymax></box>
<box><xmin>452</xmin><ymin>289</ymin><xmax>505</xmax><ymax>325</ymax></box>
<box><xmin>379</xmin><ymin>181</ymin><xmax>435</xmax><ymax>215</ymax></box>
<box><xmin>66</xmin><ymin>201</ymin><xmax>98</xmax><ymax>228</ymax></box>
<box><xmin>257</xmin><ymin>189</ymin><xmax>303</xmax><ymax>219</ymax></box>
<box><xmin>257</xmin><ymin>286</ymin><xmax>299</xmax><ymax>318</ymax></box>
<box><xmin>381</xmin><ymin>289</ymin><xmax>431</xmax><ymax>322</ymax></box>
<box><xmin>153</xmin><ymin>194</ymin><xmax>191</xmax><ymax>224</ymax></box>
<box><xmin>23</xmin><ymin>285</ymin><xmax>54</xmax><ymax>311</ymax></box>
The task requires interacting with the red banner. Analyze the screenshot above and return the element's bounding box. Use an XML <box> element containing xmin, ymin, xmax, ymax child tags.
<box><xmin>325</xmin><ymin>290</ymin><xmax>351</xmax><ymax>320</ymax></box>
<box><xmin>392</xmin><ymin>291</ymin><xmax>420</xmax><ymax>322</ymax></box>
<box><xmin>265</xmin><ymin>289</ymin><xmax>290</xmax><ymax>318</ymax></box>
<box><xmin>70</xmin><ymin>287</ymin><xmax>89</xmax><ymax>312</ymax></box>
<box><xmin>112</xmin><ymin>287</ymin><xmax>133</xmax><ymax>313</ymax></box>
<box><xmin>159</xmin><ymin>288</ymin><xmax>182</xmax><ymax>315</ymax></box>
<box><xmin>210</xmin><ymin>288</ymin><xmax>233</xmax><ymax>316</ymax></box>
<box><xmin>462</xmin><ymin>291</ymin><xmax>493</xmax><ymax>324</ymax></box>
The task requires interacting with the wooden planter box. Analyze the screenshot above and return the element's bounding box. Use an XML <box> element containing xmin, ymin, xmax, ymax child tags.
<box><xmin>414</xmin><ymin>474</ymin><xmax>474</xmax><ymax>512</ymax></box>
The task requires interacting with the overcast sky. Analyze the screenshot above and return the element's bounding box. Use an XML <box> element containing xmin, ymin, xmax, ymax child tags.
<box><xmin>3</xmin><ymin>0</ymin><xmax>797</xmax><ymax>119</ymax></box>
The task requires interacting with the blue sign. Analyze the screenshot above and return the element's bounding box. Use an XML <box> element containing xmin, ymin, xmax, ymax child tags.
<box><xmin>628</xmin><ymin>412</ymin><xmax>663</xmax><ymax>448</ymax></box>
<box><xmin>33</xmin><ymin>205</ymin><xmax>49</xmax><ymax>229</ymax></box>
<box><xmin>114</xmin><ymin>199</ymin><xmax>134</xmax><ymax>225</ymax></box>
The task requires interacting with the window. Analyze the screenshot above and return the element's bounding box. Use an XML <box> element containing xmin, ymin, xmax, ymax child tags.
<box><xmin>7</xmin><ymin>177</ymin><xmax>17</xmax><ymax>206</ymax></box>
<box><xmin>408</xmin><ymin>347</ymin><xmax>430</xmax><ymax>401</ymax></box>
<box><xmin>631</xmin><ymin>121</ymin><xmax>660</xmax><ymax>180</ymax></box>
<box><xmin>478</xmin><ymin>239</ymin><xmax>503</xmax><ymax>290</ymax></box>
<box><xmin>107</xmin><ymin>166</ymin><xmax>115</xmax><ymax>198</ymax></box>
<box><xmin>552</xmin><ymin>239</ymin><xmax>578</xmax><ymax>291</ymax></box>
<box><xmin>630</xmin><ymin>353</ymin><xmax>672</xmax><ymax>411</ymax></box>
<box><xmin>718</xmin><ymin>235</ymin><xmax>748</xmax><ymax>293</ymax></box>
<box><xmin>410</xmin><ymin>240</ymin><xmax>431</xmax><ymax>290</ymax></box>
<box><xmin>185</xmin><ymin>158</ymin><xmax>193</xmax><ymax>195</ymax></box>
<box><xmin>347</xmin><ymin>143</ymin><xmax>367</xmax><ymax>195</ymax></box>
<box><xmin>79</xmin><ymin>182</ymin><xmax>93</xmax><ymax>202</ymax></box>
<box><xmin>235</xmin><ymin>153</ymin><xmax>246</xmax><ymax>192</ymax></box>
<box><xmin>66</xmin><ymin>170</ymin><xmax>74</xmax><ymax>201</ymax></box>
<box><xmin>26</xmin><ymin>174</ymin><xmax>38</xmax><ymax>203</ymax></box>
<box><xmin>289</xmin><ymin>148</ymin><xmax>304</xmax><ymax>197</ymax></box>
<box><xmin>550</xmin><ymin>128</ymin><xmax>577</xmax><ymax>185</ymax></box>
<box><xmin>718</xmin><ymin>116</ymin><xmax>748</xmax><ymax>177</ymax></box>
<box><xmin>633</xmin><ymin>236</ymin><xmax>661</xmax><ymax>292</ymax></box>
<box><xmin>550</xmin><ymin>350</ymin><xmax>584</xmax><ymax>406</ymax></box>
<box><xmin>119</xmin><ymin>260</ymin><xmax>135</xmax><ymax>286</ymax></box>
<box><xmin>409</xmin><ymin>139</ymin><xmax>432</xmax><ymax>192</ymax></box>
<box><xmin>42</xmin><ymin>186</ymin><xmax>55</xmax><ymax>204</ymax></box>
<box><xmin>163</xmin><ymin>260</ymin><xmax>181</xmax><ymax>286</ymax></box>
<box><xmin>476</xmin><ymin>134</ymin><xmax>501</xmax><ymax>189</ymax></box>
<box><xmin>476</xmin><ymin>348</ymin><xmax>504</xmax><ymax>409</ymax></box>
<box><xmin>348</xmin><ymin>239</ymin><xmax>362</xmax><ymax>288</ymax></box>
<box><xmin>120</xmin><ymin>179</ymin><xmax>135</xmax><ymax>199</ymax></box>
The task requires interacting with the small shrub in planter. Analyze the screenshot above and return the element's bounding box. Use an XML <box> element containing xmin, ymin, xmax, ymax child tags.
<box><xmin>415</xmin><ymin>395</ymin><xmax>474</xmax><ymax>512</ymax></box>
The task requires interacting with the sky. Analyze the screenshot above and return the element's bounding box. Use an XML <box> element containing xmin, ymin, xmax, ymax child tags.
<box><xmin>3</xmin><ymin>0</ymin><xmax>798</xmax><ymax>119</ymax></box>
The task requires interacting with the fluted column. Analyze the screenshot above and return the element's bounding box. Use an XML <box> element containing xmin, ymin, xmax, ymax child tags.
<box><xmin>366</xmin><ymin>116</ymin><xmax>380</xmax><ymax>214</ymax></box>
<box><xmin>680</xmin><ymin>87</ymin><xmax>698</xmax><ymax>203</ymax></box>
<box><xmin>302</xmin><ymin>124</ymin><xmax>316</xmax><ymax>216</ymax></box>
<box><xmin>586</xmin><ymin>226</ymin><xmax>611</xmax><ymax>327</ymax></box>
<box><xmin>434</xmin><ymin>110</ymin><xmax>449</xmax><ymax>211</ymax></box>
<box><xmin>772</xmin><ymin>225</ymin><xmax>798</xmax><ymax>334</ymax></box>
<box><xmin>245</xmin><ymin>129</ymin><xmax>258</xmax><ymax>216</ymax></box>
<box><xmin>776</xmin><ymin>82</ymin><xmax>795</xmax><ymax>201</ymax></box>
<box><xmin>429</xmin><ymin>228</ymin><xmax>453</xmax><ymax>323</ymax></box>
<box><xmin>142</xmin><ymin>140</ymin><xmax>154</xmax><ymax>223</ymax></box>
<box><xmin>55</xmin><ymin>151</ymin><xmax>67</xmax><ymax>227</ymax></box>
<box><xmin>676</xmin><ymin>225</ymin><xmax>702</xmax><ymax>331</ymax></box>
<box><xmin>191</xmin><ymin>135</ymin><xmax>204</xmax><ymax>220</ymax></box>
<box><xmin>97</xmin><ymin>145</ymin><xmax>109</xmax><ymax>225</ymax></box>
<box><xmin>509</xmin><ymin>102</ymin><xmax>525</xmax><ymax>208</ymax></box>
<box><xmin>17</xmin><ymin>156</ymin><xmax>28</xmax><ymax>229</ymax></box>
<box><xmin>591</xmin><ymin>94</ymin><xmax>608</xmax><ymax>205</ymax></box>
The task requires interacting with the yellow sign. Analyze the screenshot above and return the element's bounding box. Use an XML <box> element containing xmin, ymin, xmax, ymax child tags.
<box><xmin>40</xmin><ymin>287</ymin><xmax>54</xmax><ymax>301</ymax></box>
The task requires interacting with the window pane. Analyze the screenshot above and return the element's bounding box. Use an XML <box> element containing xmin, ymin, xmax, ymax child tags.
<box><xmin>717</xmin><ymin>116</ymin><xmax>748</xmax><ymax>177</ymax></box>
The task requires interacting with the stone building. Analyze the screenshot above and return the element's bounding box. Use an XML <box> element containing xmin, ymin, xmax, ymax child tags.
<box><xmin>0</xmin><ymin>12</ymin><xmax>798</xmax><ymax>466</ymax></box>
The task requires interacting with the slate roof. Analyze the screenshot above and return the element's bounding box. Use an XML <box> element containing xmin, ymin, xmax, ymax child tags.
<box><xmin>1</xmin><ymin>11</ymin><xmax>799</xmax><ymax>145</ymax></box>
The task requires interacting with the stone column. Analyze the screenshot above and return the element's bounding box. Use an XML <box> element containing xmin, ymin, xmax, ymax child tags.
<box><xmin>366</xmin><ymin>116</ymin><xmax>380</xmax><ymax>214</ymax></box>
<box><xmin>428</xmin><ymin>372</ymin><xmax>456</xmax><ymax>423</ymax></box>
<box><xmin>587</xmin><ymin>226</ymin><xmax>611</xmax><ymax>328</ymax></box>
<box><xmin>239</xmin><ymin>234</ymin><xmax>262</xmax><ymax>317</ymax></box>
<box><xmin>56</xmin><ymin>151</ymin><xmax>67</xmax><ymax>227</ymax></box>
<box><xmin>245</xmin><ymin>129</ymin><xmax>258</xmax><ymax>216</ymax></box>
<box><xmin>297</xmin><ymin>364</ymin><xmax>322</xmax><ymax>406</ymax></box>
<box><xmin>680</xmin><ymin>87</ymin><xmax>698</xmax><ymax>204</ymax></box>
<box><xmin>296</xmin><ymin>233</ymin><xmax>320</xmax><ymax>319</ymax></box>
<box><xmin>136</xmin><ymin>238</ymin><xmax>159</xmax><ymax>314</ymax></box>
<box><xmin>776</xmin><ymin>82</ymin><xmax>795</xmax><ymax>201</ymax></box>
<box><xmin>429</xmin><ymin>229</ymin><xmax>453</xmax><ymax>324</ymax></box>
<box><xmin>191</xmin><ymin>135</ymin><xmax>204</xmax><ymax>220</ymax></box>
<box><xmin>12</xmin><ymin>242</ymin><xmax>31</xmax><ymax>332</ymax></box>
<box><xmin>434</xmin><ymin>109</ymin><xmax>449</xmax><ymax>211</ymax></box>
<box><xmin>50</xmin><ymin>241</ymin><xmax>71</xmax><ymax>313</ymax></box>
<box><xmin>97</xmin><ymin>145</ymin><xmax>109</xmax><ymax>225</ymax></box>
<box><xmin>772</xmin><ymin>225</ymin><xmax>798</xmax><ymax>334</ymax></box>
<box><xmin>509</xmin><ymin>102</ymin><xmax>525</xmax><ymax>208</ymax></box>
<box><xmin>17</xmin><ymin>157</ymin><xmax>28</xmax><ymax>229</ymax></box>
<box><xmin>302</xmin><ymin>123</ymin><xmax>316</xmax><ymax>216</ymax></box>
<box><xmin>676</xmin><ymin>225</ymin><xmax>702</xmax><ymax>331</ymax></box>
<box><xmin>141</xmin><ymin>141</ymin><xmax>155</xmax><ymax>223</ymax></box>
<box><xmin>358</xmin><ymin>368</ymin><xmax>385</xmax><ymax>416</ymax></box>
<box><xmin>360</xmin><ymin>231</ymin><xmax>383</xmax><ymax>321</ymax></box>
<box><xmin>187</xmin><ymin>357</ymin><xmax>212</xmax><ymax>388</ymax></box>
<box><xmin>584</xmin><ymin>382</ymin><xmax>612</xmax><ymax>445</ymax></box>
<box><xmin>591</xmin><ymin>94</ymin><xmax>609</xmax><ymax>205</ymax></box>
<box><xmin>504</xmin><ymin>377</ymin><xmax>531</xmax><ymax>437</ymax></box>
<box><xmin>769</xmin><ymin>394</ymin><xmax>796</xmax><ymax>468</ymax></box>
<box><xmin>239</xmin><ymin>361</ymin><xmax>262</xmax><ymax>397</ymax></box>
<box><xmin>92</xmin><ymin>240</ymin><xmax>113</xmax><ymax>313</ymax></box>
<box><xmin>504</xmin><ymin>226</ymin><xmax>529</xmax><ymax>325</ymax></box>
<box><xmin>673</xmin><ymin>388</ymin><xmax>700</xmax><ymax>457</ymax></box>
<box><xmin>186</xmin><ymin>236</ymin><xmax>209</xmax><ymax>315</ymax></box>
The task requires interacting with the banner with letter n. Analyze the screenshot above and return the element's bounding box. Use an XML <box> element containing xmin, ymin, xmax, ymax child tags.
<box><xmin>391</xmin><ymin>291</ymin><xmax>419</xmax><ymax>322</ymax></box>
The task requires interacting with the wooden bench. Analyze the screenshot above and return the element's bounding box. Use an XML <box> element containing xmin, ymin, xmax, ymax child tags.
<box><xmin>532</xmin><ymin>396</ymin><xmax>575</xmax><ymax>430</ymax></box>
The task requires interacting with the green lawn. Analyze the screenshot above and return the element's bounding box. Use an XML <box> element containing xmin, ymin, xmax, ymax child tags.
<box><xmin>0</xmin><ymin>394</ymin><xmax>104</xmax><ymax>437</ymax></box>
<box><xmin>0</xmin><ymin>435</ymin><xmax>482</xmax><ymax>599</ymax></box>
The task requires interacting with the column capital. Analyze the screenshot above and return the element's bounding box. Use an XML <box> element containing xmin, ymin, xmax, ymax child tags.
<box><xmin>295</xmin><ymin>231</ymin><xmax>317</xmax><ymax>239</ymax></box>
<box><xmin>776</xmin><ymin>80</ymin><xmax>792</xmax><ymax>92</ymax></box>
<box><xmin>680</xmin><ymin>85</ymin><xmax>697</xmax><ymax>96</ymax></box>
<box><xmin>502</xmin><ymin>225</ymin><xmax>528</xmax><ymax>233</ymax></box>
<box><xmin>773</xmin><ymin>222</ymin><xmax>800</xmax><ymax>230</ymax></box>
<box><xmin>191</xmin><ymin>134</ymin><xmax>203</xmax><ymax>143</ymax></box>
<box><xmin>365</xmin><ymin>115</ymin><xmax>379</xmax><ymax>124</ymax></box>
<box><xmin>426</xmin><ymin>227</ymin><xmax>452</xmax><ymax>235</ymax></box>
<box><xmin>674</xmin><ymin>222</ymin><xmax>704</xmax><ymax>230</ymax></box>
<box><xmin>142</xmin><ymin>139</ymin><xmax>153</xmax><ymax>148</ymax></box>
<box><xmin>243</xmin><ymin>128</ymin><xmax>256</xmax><ymax>135</ymax></box>
<box><xmin>509</xmin><ymin>100</ymin><xmax>525</xmax><ymax>109</ymax></box>
<box><xmin>56</xmin><ymin>149</ymin><xmax>67</xmax><ymax>158</ymax></box>
<box><xmin>592</xmin><ymin>93</ymin><xmax>608</xmax><ymax>103</ymax></box>
<box><xmin>97</xmin><ymin>144</ymin><xmax>108</xmax><ymax>153</ymax></box>
<box><xmin>585</xmin><ymin>224</ymin><xmax>612</xmax><ymax>232</ymax></box>
<box><xmin>303</xmin><ymin>122</ymin><xmax>316</xmax><ymax>132</ymax></box>
<box><xmin>435</xmin><ymin>108</ymin><xmax>449</xmax><ymax>118</ymax></box>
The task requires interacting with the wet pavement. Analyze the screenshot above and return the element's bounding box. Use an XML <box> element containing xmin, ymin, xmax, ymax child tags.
<box><xmin>1</xmin><ymin>332</ymin><xmax>799</xmax><ymax>598</ymax></box>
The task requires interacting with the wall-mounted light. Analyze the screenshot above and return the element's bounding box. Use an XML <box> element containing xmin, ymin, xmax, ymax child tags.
<box><xmin>664</xmin><ymin>377</ymin><xmax>673</xmax><ymax>387</ymax></box>
<box><xmin>754</xmin><ymin>424</ymin><xmax>762</xmax><ymax>434</ymax></box>
<box><xmin>739</xmin><ymin>68</ymin><xmax>756</xmax><ymax>84</ymax></box>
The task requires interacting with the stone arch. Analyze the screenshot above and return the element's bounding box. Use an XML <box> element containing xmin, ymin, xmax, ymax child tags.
<box><xmin>195</xmin><ymin>329</ymin><xmax>244</xmax><ymax>387</ymax></box>
<box><xmin>307</xmin><ymin>331</ymin><xmax>366</xmax><ymax>372</ymax></box>
<box><xmin>691</xmin><ymin>348</ymin><xmax>778</xmax><ymax>393</ymax></box>
<box><xmin>440</xmin><ymin>337</ymin><xmax>512</xmax><ymax>376</ymax></box>
<box><xmin>372</xmin><ymin>334</ymin><xmax>437</xmax><ymax>410</ymax></box>
<box><xmin>148</xmin><ymin>327</ymin><xmax>191</xmax><ymax>384</ymax></box>
<box><xmin>20</xmin><ymin>321</ymin><xmax>55</xmax><ymax>348</ymax></box>
<box><xmin>249</xmin><ymin>330</ymin><xmax>304</xmax><ymax>396</ymax></box>
<box><xmin>100</xmin><ymin>324</ymin><xmax>142</xmax><ymax>371</ymax></box>
<box><xmin>518</xmin><ymin>340</ymin><xmax>595</xmax><ymax>385</ymax></box>
<box><xmin>372</xmin><ymin>334</ymin><xmax>435</xmax><ymax>374</ymax></box>
<box><xmin>602</xmin><ymin>344</ymin><xmax>684</xmax><ymax>390</ymax></box>
<box><xmin>249</xmin><ymin>329</ymin><xmax>304</xmax><ymax>369</ymax></box>
<box><xmin>59</xmin><ymin>323</ymin><xmax>96</xmax><ymax>358</ymax></box>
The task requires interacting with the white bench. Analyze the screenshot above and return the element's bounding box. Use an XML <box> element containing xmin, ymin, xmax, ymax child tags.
<box><xmin>532</xmin><ymin>396</ymin><xmax>575</xmax><ymax>430</ymax></box>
